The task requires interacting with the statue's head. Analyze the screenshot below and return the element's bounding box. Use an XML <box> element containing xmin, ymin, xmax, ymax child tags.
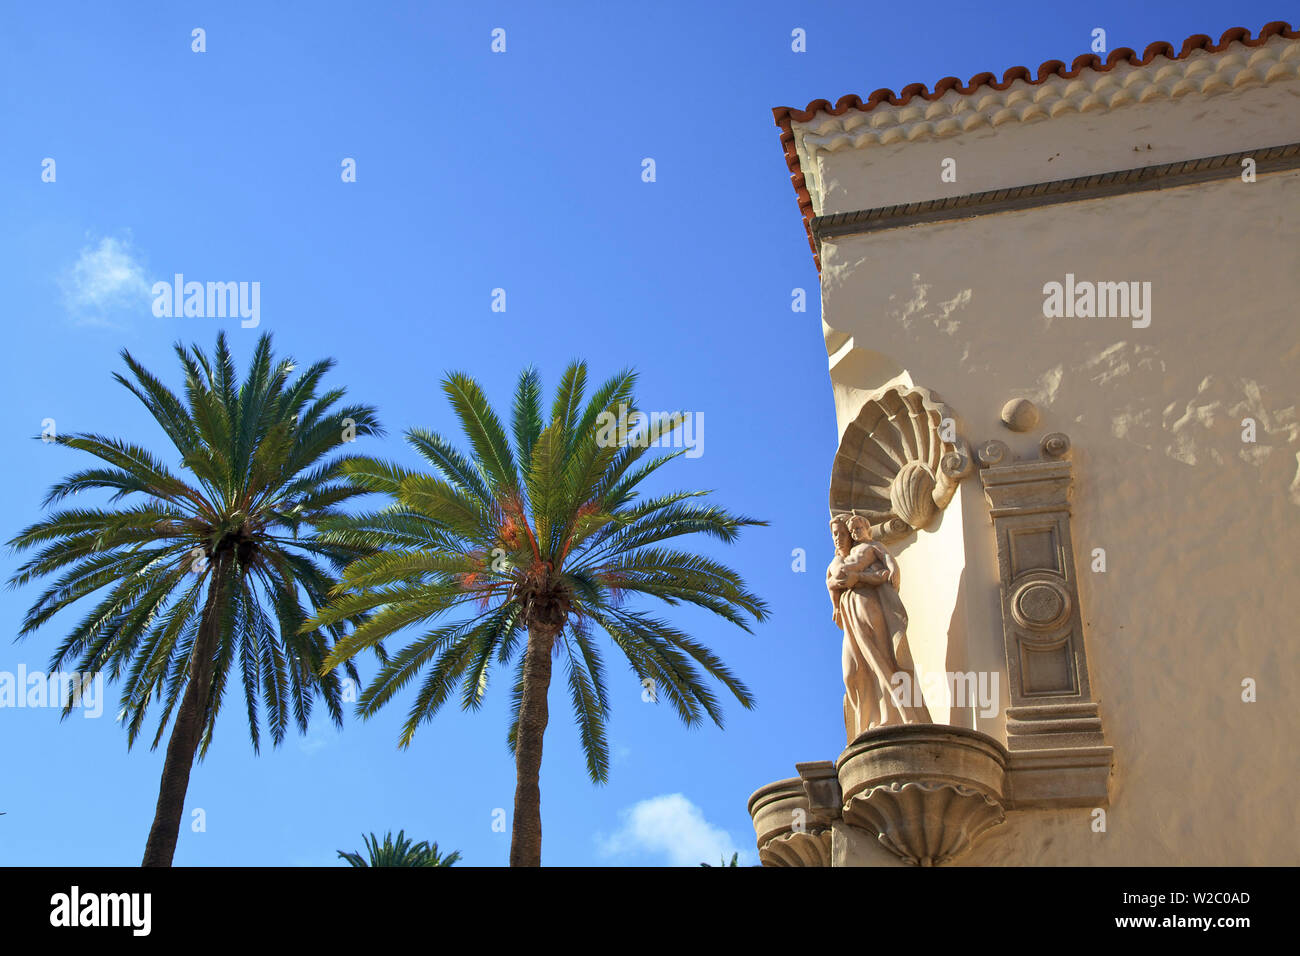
<box><xmin>830</xmin><ymin>514</ymin><xmax>853</xmax><ymax>552</ymax></box>
<box><xmin>847</xmin><ymin>514</ymin><xmax>874</xmax><ymax>543</ymax></box>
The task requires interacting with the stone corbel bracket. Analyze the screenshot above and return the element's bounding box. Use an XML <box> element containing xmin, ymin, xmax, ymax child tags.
<box><xmin>830</xmin><ymin>384</ymin><xmax>975</xmax><ymax>544</ymax></box>
<box><xmin>746</xmin><ymin>763</ymin><xmax>841</xmax><ymax>866</ymax></box>
<box><xmin>837</xmin><ymin>726</ymin><xmax>1008</xmax><ymax>866</ymax></box>
<box><xmin>977</xmin><ymin>433</ymin><xmax>1114</xmax><ymax>808</ymax></box>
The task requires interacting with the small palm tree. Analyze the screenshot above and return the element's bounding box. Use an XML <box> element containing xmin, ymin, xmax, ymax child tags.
<box><xmin>700</xmin><ymin>852</ymin><xmax>740</xmax><ymax>867</ymax></box>
<box><xmin>338</xmin><ymin>830</ymin><xmax>461</xmax><ymax>867</ymax></box>
<box><xmin>307</xmin><ymin>363</ymin><xmax>768</xmax><ymax>866</ymax></box>
<box><xmin>8</xmin><ymin>332</ymin><xmax>382</xmax><ymax>866</ymax></box>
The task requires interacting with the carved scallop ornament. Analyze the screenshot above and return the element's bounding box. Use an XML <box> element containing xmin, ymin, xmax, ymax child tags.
<box><xmin>837</xmin><ymin>726</ymin><xmax>1009</xmax><ymax>867</ymax></box>
<box><xmin>760</xmin><ymin>829</ymin><xmax>834</xmax><ymax>867</ymax></box>
<box><xmin>847</xmin><ymin>781</ymin><xmax>1005</xmax><ymax>867</ymax></box>
<box><xmin>747</xmin><ymin>777</ymin><xmax>833</xmax><ymax>867</ymax></box>
<box><xmin>830</xmin><ymin>385</ymin><xmax>973</xmax><ymax>543</ymax></box>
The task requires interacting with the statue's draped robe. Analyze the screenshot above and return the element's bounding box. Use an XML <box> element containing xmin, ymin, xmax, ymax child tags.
<box><xmin>830</xmin><ymin>542</ymin><xmax>932</xmax><ymax>740</ymax></box>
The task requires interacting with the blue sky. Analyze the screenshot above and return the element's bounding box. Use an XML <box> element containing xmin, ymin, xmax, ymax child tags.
<box><xmin>0</xmin><ymin>1</ymin><xmax>1281</xmax><ymax>866</ymax></box>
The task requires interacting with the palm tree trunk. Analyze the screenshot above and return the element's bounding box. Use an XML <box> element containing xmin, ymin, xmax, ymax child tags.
<box><xmin>140</xmin><ymin>554</ymin><xmax>227</xmax><ymax>867</ymax></box>
<box><xmin>509</xmin><ymin>625</ymin><xmax>556</xmax><ymax>866</ymax></box>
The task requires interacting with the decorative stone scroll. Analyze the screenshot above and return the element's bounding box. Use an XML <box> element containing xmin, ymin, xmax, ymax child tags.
<box><xmin>977</xmin><ymin>433</ymin><xmax>1113</xmax><ymax>808</ymax></box>
<box><xmin>830</xmin><ymin>385</ymin><xmax>973</xmax><ymax>544</ymax></box>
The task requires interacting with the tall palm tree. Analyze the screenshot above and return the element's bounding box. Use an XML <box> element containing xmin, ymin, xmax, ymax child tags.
<box><xmin>307</xmin><ymin>363</ymin><xmax>768</xmax><ymax>866</ymax></box>
<box><xmin>7</xmin><ymin>332</ymin><xmax>382</xmax><ymax>866</ymax></box>
<box><xmin>337</xmin><ymin>830</ymin><xmax>461</xmax><ymax>867</ymax></box>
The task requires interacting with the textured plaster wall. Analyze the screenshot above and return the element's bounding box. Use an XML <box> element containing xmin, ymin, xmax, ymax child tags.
<box><xmin>819</xmin><ymin>160</ymin><xmax>1300</xmax><ymax>864</ymax></box>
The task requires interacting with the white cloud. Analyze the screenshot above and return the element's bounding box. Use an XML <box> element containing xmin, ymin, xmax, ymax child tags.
<box><xmin>597</xmin><ymin>793</ymin><xmax>749</xmax><ymax>867</ymax></box>
<box><xmin>61</xmin><ymin>235</ymin><xmax>151</xmax><ymax>322</ymax></box>
<box><xmin>298</xmin><ymin>723</ymin><xmax>334</xmax><ymax>755</ymax></box>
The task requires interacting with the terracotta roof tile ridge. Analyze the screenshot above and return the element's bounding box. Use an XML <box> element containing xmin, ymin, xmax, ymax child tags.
<box><xmin>774</xmin><ymin>22</ymin><xmax>1297</xmax><ymax>124</ymax></box>
<box><xmin>772</xmin><ymin>21</ymin><xmax>1299</xmax><ymax>270</ymax></box>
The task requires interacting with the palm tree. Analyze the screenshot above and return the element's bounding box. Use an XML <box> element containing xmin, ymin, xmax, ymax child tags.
<box><xmin>338</xmin><ymin>830</ymin><xmax>461</xmax><ymax>867</ymax></box>
<box><xmin>7</xmin><ymin>332</ymin><xmax>382</xmax><ymax>866</ymax></box>
<box><xmin>307</xmin><ymin>363</ymin><xmax>768</xmax><ymax>866</ymax></box>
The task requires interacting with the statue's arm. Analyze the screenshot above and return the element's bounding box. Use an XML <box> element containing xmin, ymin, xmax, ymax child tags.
<box><xmin>849</xmin><ymin>544</ymin><xmax>890</xmax><ymax>585</ymax></box>
<box><xmin>829</xmin><ymin>585</ymin><xmax>844</xmax><ymax>627</ymax></box>
<box><xmin>827</xmin><ymin>557</ymin><xmax>854</xmax><ymax>627</ymax></box>
<box><xmin>883</xmin><ymin>551</ymin><xmax>901</xmax><ymax>590</ymax></box>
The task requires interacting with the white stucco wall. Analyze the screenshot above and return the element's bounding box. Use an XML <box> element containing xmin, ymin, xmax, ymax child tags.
<box><xmin>810</xmin><ymin>65</ymin><xmax>1300</xmax><ymax>864</ymax></box>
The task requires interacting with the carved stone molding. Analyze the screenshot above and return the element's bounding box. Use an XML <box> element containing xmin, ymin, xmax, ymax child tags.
<box><xmin>747</xmin><ymin>775</ymin><xmax>835</xmax><ymax>867</ymax></box>
<box><xmin>978</xmin><ymin>433</ymin><xmax>1113</xmax><ymax>807</ymax></box>
<box><xmin>830</xmin><ymin>385</ymin><xmax>973</xmax><ymax>543</ymax></box>
<box><xmin>808</xmin><ymin>144</ymin><xmax>1300</xmax><ymax>242</ymax></box>
<box><xmin>1006</xmin><ymin>743</ymin><xmax>1114</xmax><ymax>809</ymax></box>
<box><xmin>836</xmin><ymin>725</ymin><xmax>1009</xmax><ymax>866</ymax></box>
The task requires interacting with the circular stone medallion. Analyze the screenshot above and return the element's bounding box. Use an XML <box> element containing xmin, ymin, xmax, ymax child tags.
<box><xmin>1012</xmin><ymin>581</ymin><xmax>1070</xmax><ymax>630</ymax></box>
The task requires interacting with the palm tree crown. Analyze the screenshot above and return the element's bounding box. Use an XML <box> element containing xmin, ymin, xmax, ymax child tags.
<box><xmin>338</xmin><ymin>830</ymin><xmax>461</xmax><ymax>867</ymax></box>
<box><xmin>308</xmin><ymin>362</ymin><xmax>768</xmax><ymax>865</ymax></box>
<box><xmin>8</xmin><ymin>331</ymin><xmax>382</xmax><ymax>864</ymax></box>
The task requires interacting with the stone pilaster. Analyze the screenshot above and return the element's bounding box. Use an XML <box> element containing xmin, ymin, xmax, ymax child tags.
<box><xmin>977</xmin><ymin>434</ymin><xmax>1113</xmax><ymax>807</ymax></box>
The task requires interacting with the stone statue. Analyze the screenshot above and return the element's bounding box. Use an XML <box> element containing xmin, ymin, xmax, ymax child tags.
<box><xmin>827</xmin><ymin>513</ymin><xmax>931</xmax><ymax>740</ymax></box>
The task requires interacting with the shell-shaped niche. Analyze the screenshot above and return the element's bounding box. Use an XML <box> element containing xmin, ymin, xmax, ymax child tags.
<box><xmin>830</xmin><ymin>385</ymin><xmax>971</xmax><ymax>543</ymax></box>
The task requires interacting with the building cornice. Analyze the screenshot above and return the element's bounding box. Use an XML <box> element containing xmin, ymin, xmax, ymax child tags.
<box><xmin>773</xmin><ymin>22</ymin><xmax>1299</xmax><ymax>271</ymax></box>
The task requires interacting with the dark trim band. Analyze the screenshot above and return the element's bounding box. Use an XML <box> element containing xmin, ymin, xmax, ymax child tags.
<box><xmin>811</xmin><ymin>142</ymin><xmax>1300</xmax><ymax>243</ymax></box>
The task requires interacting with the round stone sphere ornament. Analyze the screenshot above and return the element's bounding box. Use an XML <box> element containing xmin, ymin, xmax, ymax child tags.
<box><xmin>1000</xmin><ymin>397</ymin><xmax>1040</xmax><ymax>432</ymax></box>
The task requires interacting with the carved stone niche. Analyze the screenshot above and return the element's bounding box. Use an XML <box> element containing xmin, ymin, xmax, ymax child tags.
<box><xmin>836</xmin><ymin>726</ymin><xmax>1008</xmax><ymax>866</ymax></box>
<box><xmin>830</xmin><ymin>385</ymin><xmax>973</xmax><ymax>544</ymax></box>
<box><xmin>977</xmin><ymin>434</ymin><xmax>1113</xmax><ymax>808</ymax></box>
<box><xmin>743</xmin><ymin>428</ymin><xmax>1114</xmax><ymax>866</ymax></box>
<box><xmin>746</xmin><ymin>763</ymin><xmax>840</xmax><ymax>866</ymax></box>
